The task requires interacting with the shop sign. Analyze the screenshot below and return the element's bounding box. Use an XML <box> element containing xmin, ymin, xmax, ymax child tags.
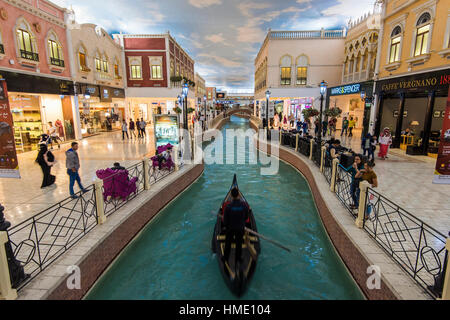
<box><xmin>433</xmin><ymin>87</ymin><xmax>450</xmax><ymax>184</ymax></box>
<box><xmin>100</xmin><ymin>87</ymin><xmax>112</xmax><ymax>102</ymax></box>
<box><xmin>330</xmin><ymin>84</ymin><xmax>361</xmax><ymax>96</ymax></box>
<box><xmin>0</xmin><ymin>80</ymin><xmax>20</xmax><ymax>179</ymax></box>
<box><xmin>154</xmin><ymin>115</ymin><xmax>179</xmax><ymax>148</ymax></box>
<box><xmin>377</xmin><ymin>69</ymin><xmax>450</xmax><ymax>94</ymax></box>
<box><xmin>112</xmin><ymin>88</ymin><xmax>125</xmax><ymax>98</ymax></box>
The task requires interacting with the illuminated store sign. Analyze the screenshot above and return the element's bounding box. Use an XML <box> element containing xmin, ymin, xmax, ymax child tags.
<box><xmin>330</xmin><ymin>84</ymin><xmax>361</xmax><ymax>96</ymax></box>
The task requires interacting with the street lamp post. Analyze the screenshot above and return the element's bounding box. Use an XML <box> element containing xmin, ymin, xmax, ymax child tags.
<box><xmin>265</xmin><ymin>90</ymin><xmax>271</xmax><ymax>130</ymax></box>
<box><xmin>317</xmin><ymin>80</ymin><xmax>328</xmax><ymax>146</ymax></box>
<box><xmin>182</xmin><ymin>83</ymin><xmax>189</xmax><ymax>130</ymax></box>
<box><xmin>203</xmin><ymin>95</ymin><xmax>207</xmax><ymax>130</ymax></box>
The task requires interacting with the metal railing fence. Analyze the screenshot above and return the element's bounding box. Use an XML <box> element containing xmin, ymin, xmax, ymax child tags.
<box><xmin>335</xmin><ymin>165</ymin><xmax>358</xmax><ymax>218</ymax></box>
<box><xmin>6</xmin><ymin>185</ymin><xmax>98</xmax><ymax>290</ymax></box>
<box><xmin>5</xmin><ymin>156</ymin><xmax>181</xmax><ymax>292</ymax></box>
<box><xmin>363</xmin><ymin>188</ymin><xmax>448</xmax><ymax>299</ymax></box>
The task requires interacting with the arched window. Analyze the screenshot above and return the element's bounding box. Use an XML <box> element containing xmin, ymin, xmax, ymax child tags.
<box><xmin>355</xmin><ymin>53</ymin><xmax>361</xmax><ymax>72</ymax></box>
<box><xmin>170</xmin><ymin>61</ymin><xmax>174</xmax><ymax>77</ymax></box>
<box><xmin>362</xmin><ymin>50</ymin><xmax>368</xmax><ymax>70</ymax></box>
<box><xmin>349</xmin><ymin>56</ymin><xmax>355</xmax><ymax>73</ymax></box>
<box><xmin>114</xmin><ymin>58</ymin><xmax>121</xmax><ymax>79</ymax></box>
<box><xmin>129</xmin><ymin>57</ymin><xmax>142</xmax><ymax>80</ymax></box>
<box><xmin>389</xmin><ymin>26</ymin><xmax>402</xmax><ymax>63</ymax></box>
<box><xmin>280</xmin><ymin>55</ymin><xmax>291</xmax><ymax>85</ymax></box>
<box><xmin>95</xmin><ymin>51</ymin><xmax>101</xmax><ymax>72</ymax></box>
<box><xmin>78</xmin><ymin>44</ymin><xmax>90</xmax><ymax>72</ymax></box>
<box><xmin>150</xmin><ymin>56</ymin><xmax>163</xmax><ymax>79</ymax></box>
<box><xmin>414</xmin><ymin>13</ymin><xmax>431</xmax><ymax>56</ymax></box>
<box><xmin>47</xmin><ymin>31</ymin><xmax>64</xmax><ymax>67</ymax></box>
<box><xmin>15</xmin><ymin>18</ymin><xmax>38</xmax><ymax>61</ymax></box>
<box><xmin>296</xmin><ymin>55</ymin><xmax>308</xmax><ymax>85</ymax></box>
<box><xmin>0</xmin><ymin>30</ymin><xmax>4</xmax><ymax>54</ymax></box>
<box><xmin>102</xmin><ymin>54</ymin><xmax>109</xmax><ymax>73</ymax></box>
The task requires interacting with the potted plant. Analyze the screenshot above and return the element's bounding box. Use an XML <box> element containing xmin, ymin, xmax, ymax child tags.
<box><xmin>324</xmin><ymin>107</ymin><xmax>342</xmax><ymax>119</ymax></box>
<box><xmin>174</xmin><ymin>107</ymin><xmax>182</xmax><ymax>114</ymax></box>
<box><xmin>302</xmin><ymin>108</ymin><xmax>319</xmax><ymax>120</ymax></box>
<box><xmin>187</xmin><ymin>107</ymin><xmax>195</xmax><ymax>114</ymax></box>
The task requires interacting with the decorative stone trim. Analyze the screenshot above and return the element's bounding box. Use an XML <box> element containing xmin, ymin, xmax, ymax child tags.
<box><xmin>438</xmin><ymin>48</ymin><xmax>450</xmax><ymax>58</ymax></box>
<box><xmin>384</xmin><ymin>62</ymin><xmax>401</xmax><ymax>71</ymax></box>
<box><xmin>405</xmin><ymin>53</ymin><xmax>431</xmax><ymax>66</ymax></box>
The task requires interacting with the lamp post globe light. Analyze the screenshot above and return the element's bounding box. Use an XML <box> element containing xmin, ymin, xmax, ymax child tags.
<box><xmin>318</xmin><ymin>80</ymin><xmax>328</xmax><ymax>146</ymax></box>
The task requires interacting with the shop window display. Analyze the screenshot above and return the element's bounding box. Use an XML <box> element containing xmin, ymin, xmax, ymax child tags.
<box><xmin>10</xmin><ymin>94</ymin><xmax>42</xmax><ymax>152</ymax></box>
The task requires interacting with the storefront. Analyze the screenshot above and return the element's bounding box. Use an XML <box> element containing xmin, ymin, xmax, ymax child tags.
<box><xmin>256</xmin><ymin>97</ymin><xmax>314</xmax><ymax>122</ymax></box>
<box><xmin>375</xmin><ymin>68</ymin><xmax>450</xmax><ymax>155</ymax></box>
<box><xmin>127</xmin><ymin>97</ymin><xmax>194</xmax><ymax>125</ymax></box>
<box><xmin>77</xmin><ymin>84</ymin><xmax>125</xmax><ymax>137</ymax></box>
<box><xmin>0</xmin><ymin>71</ymin><xmax>76</xmax><ymax>153</ymax></box>
<box><xmin>326</xmin><ymin>81</ymin><xmax>374</xmax><ymax>139</ymax></box>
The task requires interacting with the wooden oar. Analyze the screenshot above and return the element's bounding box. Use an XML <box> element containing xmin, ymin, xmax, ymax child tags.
<box><xmin>215</xmin><ymin>212</ymin><xmax>292</xmax><ymax>253</ymax></box>
<box><xmin>244</xmin><ymin>228</ymin><xmax>291</xmax><ymax>253</ymax></box>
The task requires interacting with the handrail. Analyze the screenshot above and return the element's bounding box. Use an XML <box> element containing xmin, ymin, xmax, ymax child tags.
<box><xmin>5</xmin><ymin>154</ymin><xmax>181</xmax><ymax>292</ymax></box>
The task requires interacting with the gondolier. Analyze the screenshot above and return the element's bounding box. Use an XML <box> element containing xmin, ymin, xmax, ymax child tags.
<box><xmin>222</xmin><ymin>187</ymin><xmax>249</xmax><ymax>265</ymax></box>
<box><xmin>212</xmin><ymin>174</ymin><xmax>261</xmax><ymax>297</ymax></box>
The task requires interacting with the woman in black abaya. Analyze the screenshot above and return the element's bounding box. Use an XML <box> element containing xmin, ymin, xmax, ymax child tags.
<box><xmin>36</xmin><ymin>144</ymin><xmax>56</xmax><ymax>188</ymax></box>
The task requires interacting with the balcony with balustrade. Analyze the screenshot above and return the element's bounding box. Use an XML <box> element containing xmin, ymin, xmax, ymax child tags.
<box><xmin>20</xmin><ymin>49</ymin><xmax>39</xmax><ymax>62</ymax></box>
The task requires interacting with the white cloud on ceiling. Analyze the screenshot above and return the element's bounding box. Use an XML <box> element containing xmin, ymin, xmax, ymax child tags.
<box><xmin>188</xmin><ymin>0</ymin><xmax>222</xmax><ymax>8</ymax></box>
<box><xmin>205</xmin><ymin>33</ymin><xmax>226</xmax><ymax>43</ymax></box>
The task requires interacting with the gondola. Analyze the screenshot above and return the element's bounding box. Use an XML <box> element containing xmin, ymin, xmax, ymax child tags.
<box><xmin>211</xmin><ymin>174</ymin><xmax>261</xmax><ymax>297</ymax></box>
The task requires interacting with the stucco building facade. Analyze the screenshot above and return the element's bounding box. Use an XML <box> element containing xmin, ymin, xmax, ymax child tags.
<box><xmin>113</xmin><ymin>33</ymin><xmax>195</xmax><ymax>127</ymax></box>
<box><xmin>254</xmin><ymin>29</ymin><xmax>346</xmax><ymax>122</ymax></box>
<box><xmin>0</xmin><ymin>0</ymin><xmax>77</xmax><ymax>152</ymax></box>
<box><xmin>373</xmin><ymin>0</ymin><xmax>450</xmax><ymax>155</ymax></box>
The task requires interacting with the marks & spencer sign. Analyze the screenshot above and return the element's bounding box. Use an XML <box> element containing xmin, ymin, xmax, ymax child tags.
<box><xmin>330</xmin><ymin>84</ymin><xmax>361</xmax><ymax>96</ymax></box>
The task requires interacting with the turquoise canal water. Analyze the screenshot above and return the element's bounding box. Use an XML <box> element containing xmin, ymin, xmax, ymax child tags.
<box><xmin>86</xmin><ymin>116</ymin><xmax>364</xmax><ymax>300</ymax></box>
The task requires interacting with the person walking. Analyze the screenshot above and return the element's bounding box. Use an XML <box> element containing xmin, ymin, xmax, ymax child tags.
<box><xmin>378</xmin><ymin>128</ymin><xmax>392</xmax><ymax>160</ymax></box>
<box><xmin>121</xmin><ymin>120</ymin><xmax>129</xmax><ymax>140</ymax></box>
<box><xmin>66</xmin><ymin>142</ymin><xmax>87</xmax><ymax>199</ymax></box>
<box><xmin>48</xmin><ymin>121</ymin><xmax>62</xmax><ymax>150</ymax></box>
<box><xmin>322</xmin><ymin>119</ymin><xmax>328</xmax><ymax>138</ymax></box>
<box><xmin>362</xmin><ymin>133</ymin><xmax>375</xmax><ymax>161</ymax></box>
<box><xmin>36</xmin><ymin>144</ymin><xmax>56</xmax><ymax>188</ymax></box>
<box><xmin>139</xmin><ymin>118</ymin><xmax>147</xmax><ymax>139</ymax></box>
<box><xmin>341</xmin><ymin>117</ymin><xmax>349</xmax><ymax>137</ymax></box>
<box><xmin>129</xmin><ymin>119</ymin><xmax>136</xmax><ymax>140</ymax></box>
<box><xmin>348</xmin><ymin>117</ymin><xmax>356</xmax><ymax>137</ymax></box>
<box><xmin>314</xmin><ymin>119</ymin><xmax>319</xmax><ymax>137</ymax></box>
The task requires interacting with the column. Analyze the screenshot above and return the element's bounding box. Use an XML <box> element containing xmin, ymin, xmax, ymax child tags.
<box><xmin>366</xmin><ymin>52</ymin><xmax>372</xmax><ymax>80</ymax></box>
<box><xmin>393</xmin><ymin>93</ymin><xmax>405</xmax><ymax>149</ymax></box>
<box><xmin>374</xmin><ymin>93</ymin><xmax>384</xmax><ymax>138</ymax></box>
<box><xmin>422</xmin><ymin>91</ymin><xmax>436</xmax><ymax>155</ymax></box>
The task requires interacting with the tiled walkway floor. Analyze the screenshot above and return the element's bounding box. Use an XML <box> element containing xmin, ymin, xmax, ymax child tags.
<box><xmin>1</xmin><ymin>130</ymin><xmax>155</xmax><ymax>226</ymax></box>
<box><xmin>324</xmin><ymin>132</ymin><xmax>450</xmax><ymax>236</ymax></box>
